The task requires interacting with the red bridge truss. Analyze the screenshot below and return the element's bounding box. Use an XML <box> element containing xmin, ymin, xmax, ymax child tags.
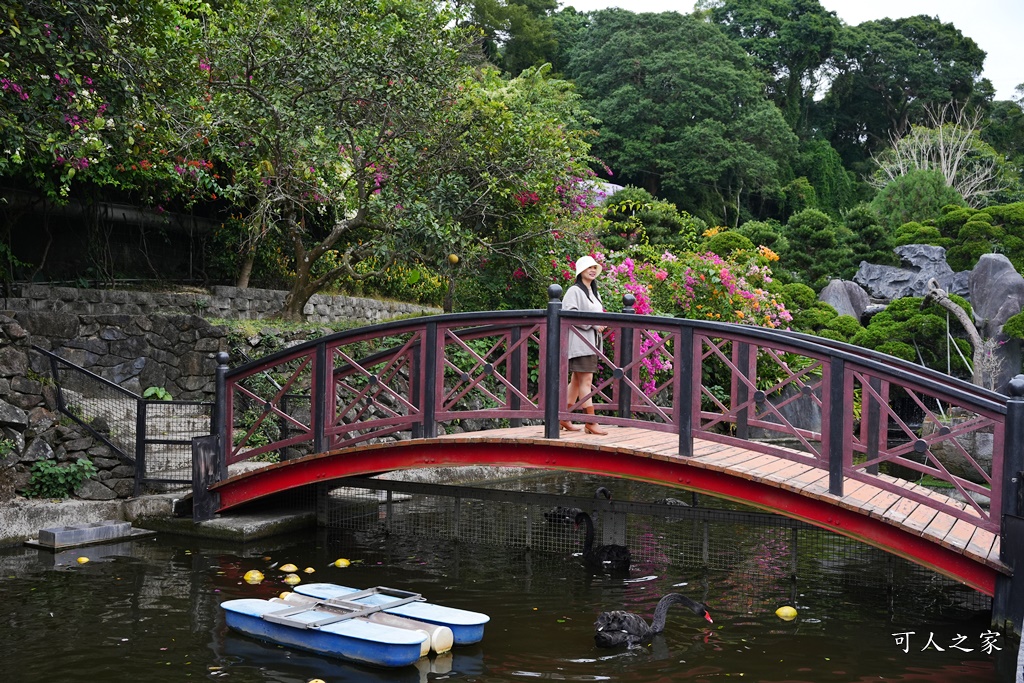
<box><xmin>192</xmin><ymin>288</ymin><xmax>1024</xmax><ymax>627</ymax></box>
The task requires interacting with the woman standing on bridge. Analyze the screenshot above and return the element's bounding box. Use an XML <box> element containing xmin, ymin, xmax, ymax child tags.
<box><xmin>560</xmin><ymin>255</ymin><xmax>608</xmax><ymax>435</ymax></box>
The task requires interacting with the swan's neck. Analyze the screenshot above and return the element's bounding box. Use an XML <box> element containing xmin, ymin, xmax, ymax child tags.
<box><xmin>580</xmin><ymin>514</ymin><xmax>594</xmax><ymax>553</ymax></box>
<box><xmin>650</xmin><ymin>594</ymin><xmax>696</xmax><ymax>633</ymax></box>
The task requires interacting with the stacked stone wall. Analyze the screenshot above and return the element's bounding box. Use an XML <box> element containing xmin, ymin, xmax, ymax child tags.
<box><xmin>0</xmin><ymin>284</ymin><xmax>439</xmax><ymax>503</ymax></box>
<box><xmin>6</xmin><ymin>284</ymin><xmax>439</xmax><ymax>323</ymax></box>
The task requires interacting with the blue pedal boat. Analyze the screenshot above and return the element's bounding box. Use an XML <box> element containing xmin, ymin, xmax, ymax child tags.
<box><xmin>296</xmin><ymin>583</ymin><xmax>490</xmax><ymax>646</ymax></box>
<box><xmin>220</xmin><ymin>585</ymin><xmax>488</xmax><ymax>669</ymax></box>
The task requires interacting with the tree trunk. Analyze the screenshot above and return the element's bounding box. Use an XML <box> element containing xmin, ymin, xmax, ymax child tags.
<box><xmin>443</xmin><ymin>276</ymin><xmax>455</xmax><ymax>313</ymax></box>
<box><xmin>278</xmin><ymin>282</ymin><xmax>314</xmax><ymax>322</ymax></box>
<box><xmin>236</xmin><ymin>249</ymin><xmax>255</xmax><ymax>289</ymax></box>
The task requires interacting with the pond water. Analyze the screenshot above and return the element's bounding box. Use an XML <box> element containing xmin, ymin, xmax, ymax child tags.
<box><xmin>0</xmin><ymin>474</ymin><xmax>1019</xmax><ymax>682</ymax></box>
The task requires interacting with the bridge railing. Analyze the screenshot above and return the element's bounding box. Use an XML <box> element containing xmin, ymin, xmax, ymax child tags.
<box><xmin>213</xmin><ymin>286</ymin><xmax>1024</xmax><ymax>534</ymax></box>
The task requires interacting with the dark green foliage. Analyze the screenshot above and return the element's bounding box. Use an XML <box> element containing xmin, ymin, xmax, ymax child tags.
<box><xmin>826</xmin><ymin>315</ymin><xmax>863</xmax><ymax>340</ymax></box>
<box><xmin>821</xmin><ymin>16</ymin><xmax>986</xmax><ymax>169</ymax></box>
<box><xmin>869</xmin><ymin>169</ymin><xmax>967</xmax><ymax>230</ymax></box>
<box><xmin>980</xmin><ymin>98</ymin><xmax>1024</xmax><ymax>193</ymax></box>
<box><xmin>472</xmin><ymin>0</ymin><xmax>560</xmax><ymax>75</ymax></box>
<box><xmin>850</xmin><ymin>295</ymin><xmax>973</xmax><ymax>377</ymax></box>
<box><xmin>563</xmin><ymin>10</ymin><xmax>797</xmax><ymax>226</ymax></box>
<box><xmin>780</xmin><ymin>208</ymin><xmax>857</xmax><ymax>289</ymax></box>
<box><xmin>928</xmin><ymin>201</ymin><xmax>1024</xmax><ymax>271</ymax></box>
<box><xmin>842</xmin><ymin>203</ymin><xmax>897</xmax><ymax>266</ymax></box>
<box><xmin>794</xmin><ymin>139</ymin><xmax>858</xmax><ymax>217</ymax></box>
<box><xmin>736</xmin><ymin>220</ymin><xmax>789</xmax><ymax>254</ymax></box>
<box><xmin>600</xmin><ymin>186</ymin><xmax>703</xmax><ymax>252</ymax></box>
<box><xmin>780</xmin><ymin>177</ymin><xmax>818</xmax><ymax>215</ymax></box>
<box><xmin>791</xmin><ymin>306</ymin><xmax>835</xmax><ymax>333</ymax></box>
<box><xmin>781</xmin><ymin>282</ymin><xmax>817</xmax><ymax>310</ymax></box>
<box><xmin>699</xmin><ymin>231</ymin><xmax>755</xmax><ymax>258</ymax></box>
<box><xmin>704</xmin><ymin>0</ymin><xmax>842</xmax><ymax>134</ymax></box>
<box><xmin>892</xmin><ymin>222</ymin><xmax>950</xmax><ymax>248</ymax></box>
<box><xmin>875</xmin><ymin>341</ymin><xmax>916</xmax><ymax>362</ymax></box>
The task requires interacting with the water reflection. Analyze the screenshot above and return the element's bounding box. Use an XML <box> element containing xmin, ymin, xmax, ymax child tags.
<box><xmin>0</xmin><ymin>474</ymin><xmax>1018</xmax><ymax>682</ymax></box>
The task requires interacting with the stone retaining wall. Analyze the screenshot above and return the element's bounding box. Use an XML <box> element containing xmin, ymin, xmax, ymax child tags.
<box><xmin>0</xmin><ymin>284</ymin><xmax>440</xmax><ymax>504</ymax></box>
<box><xmin>6</xmin><ymin>283</ymin><xmax>439</xmax><ymax>323</ymax></box>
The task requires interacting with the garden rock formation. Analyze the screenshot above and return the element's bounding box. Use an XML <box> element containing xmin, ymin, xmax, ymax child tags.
<box><xmin>853</xmin><ymin>244</ymin><xmax>968</xmax><ymax>301</ymax></box>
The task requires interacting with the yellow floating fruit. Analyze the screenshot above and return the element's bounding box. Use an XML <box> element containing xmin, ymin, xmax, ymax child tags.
<box><xmin>309</xmin><ymin>679</ymin><xmax>326</xmax><ymax>683</ymax></box>
<box><xmin>76</xmin><ymin>557</ymin><xmax>90</xmax><ymax>564</ymax></box>
<box><xmin>279</xmin><ymin>563</ymin><xmax>298</xmax><ymax>573</ymax></box>
<box><xmin>243</xmin><ymin>570</ymin><xmax>265</xmax><ymax>584</ymax></box>
<box><xmin>283</xmin><ymin>573</ymin><xmax>302</xmax><ymax>585</ymax></box>
<box><xmin>279</xmin><ymin>592</ymin><xmax>292</xmax><ymax>600</ymax></box>
<box><xmin>333</xmin><ymin>558</ymin><xmax>351</xmax><ymax>568</ymax></box>
<box><xmin>303</xmin><ymin>567</ymin><xmax>315</xmax><ymax>574</ymax></box>
<box><xmin>775</xmin><ymin>606</ymin><xmax>798</xmax><ymax>621</ymax></box>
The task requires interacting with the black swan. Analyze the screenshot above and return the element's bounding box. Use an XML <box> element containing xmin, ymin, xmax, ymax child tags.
<box><xmin>594</xmin><ymin>593</ymin><xmax>713</xmax><ymax>648</ymax></box>
<box><xmin>544</xmin><ymin>486</ymin><xmax>612</xmax><ymax>524</ymax></box>
<box><xmin>573</xmin><ymin>510</ymin><xmax>630</xmax><ymax>573</ymax></box>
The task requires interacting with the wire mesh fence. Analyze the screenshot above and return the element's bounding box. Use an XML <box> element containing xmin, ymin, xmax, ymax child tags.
<box><xmin>317</xmin><ymin>472</ymin><xmax>991</xmax><ymax>612</ymax></box>
<box><xmin>53</xmin><ymin>360</ymin><xmax>139</xmax><ymax>461</ymax></box>
<box><xmin>41</xmin><ymin>347</ymin><xmax>214</xmax><ymax>492</ymax></box>
<box><xmin>137</xmin><ymin>400</ymin><xmax>214</xmax><ymax>491</ymax></box>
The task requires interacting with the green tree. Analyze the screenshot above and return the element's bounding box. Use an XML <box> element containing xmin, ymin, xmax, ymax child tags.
<box><xmin>979</xmin><ymin>87</ymin><xmax>1024</xmax><ymax>198</ymax></box>
<box><xmin>400</xmin><ymin>64</ymin><xmax>600</xmax><ymax>311</ymax></box>
<box><xmin>563</xmin><ymin>10</ymin><xmax>797</xmax><ymax>226</ymax></box>
<box><xmin>179</xmin><ymin>0</ymin><xmax>475</xmax><ymax>319</ymax></box>
<box><xmin>736</xmin><ymin>219</ymin><xmax>789</xmax><ymax>257</ymax></box>
<box><xmin>931</xmin><ymin>202</ymin><xmax>1024</xmax><ymax>272</ymax></box>
<box><xmin>850</xmin><ymin>296</ymin><xmax>973</xmax><ymax>378</ymax></box>
<box><xmin>1</xmin><ymin>0</ymin><xmax>200</xmax><ymax>202</ymax></box>
<box><xmin>792</xmin><ymin>139</ymin><xmax>859</xmax><ymax>217</ymax></box>
<box><xmin>469</xmin><ymin>0</ymin><xmax>559</xmax><ymax>75</ymax></box>
<box><xmin>869</xmin><ymin>168</ymin><xmax>967</xmax><ymax>231</ymax></box>
<box><xmin>821</xmin><ymin>16</ymin><xmax>986</xmax><ymax>170</ymax></box>
<box><xmin>780</xmin><ymin>208</ymin><xmax>856</xmax><ymax>289</ymax></box>
<box><xmin>842</xmin><ymin>204</ymin><xmax>896</xmax><ymax>268</ymax></box>
<box><xmin>870</xmin><ymin>103</ymin><xmax>1019</xmax><ymax>208</ymax></box>
<box><xmin>700</xmin><ymin>0</ymin><xmax>842</xmax><ymax>134</ymax></box>
<box><xmin>599</xmin><ymin>187</ymin><xmax>703</xmax><ymax>253</ymax></box>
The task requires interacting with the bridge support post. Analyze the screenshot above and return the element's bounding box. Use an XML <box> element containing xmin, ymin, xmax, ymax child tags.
<box><xmin>192</xmin><ymin>435</ymin><xmax>221</xmax><ymax>522</ymax></box>
<box><xmin>827</xmin><ymin>357</ymin><xmax>846</xmax><ymax>496</ymax></box>
<box><xmin>994</xmin><ymin>375</ymin><xmax>1024</xmax><ymax>635</ymax></box>
<box><xmin>734</xmin><ymin>342</ymin><xmax>751</xmax><ymax>440</ymax></box>
<box><xmin>193</xmin><ymin>351</ymin><xmax>230</xmax><ymax>523</ymax></box>
<box><xmin>313</xmin><ymin>342</ymin><xmax>327</xmax><ymax>453</ymax></box>
<box><xmin>676</xmin><ymin>325</ymin><xmax>694</xmax><ymax>458</ymax></box>
<box><xmin>422</xmin><ymin>322</ymin><xmax>438</xmax><ymax>438</ymax></box>
<box><xmin>544</xmin><ymin>285</ymin><xmax>563</xmax><ymax>439</ymax></box>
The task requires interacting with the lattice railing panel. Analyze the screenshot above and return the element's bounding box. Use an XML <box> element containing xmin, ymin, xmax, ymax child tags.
<box><xmin>227</xmin><ymin>349</ymin><xmax>314</xmax><ymax>464</ymax></box>
<box><xmin>848</xmin><ymin>366</ymin><xmax>1002</xmax><ymax>528</ymax></box>
<box><xmin>435</xmin><ymin>321</ymin><xmax>544</xmax><ymax>423</ymax></box>
<box><xmin>328</xmin><ymin>330</ymin><xmax>422</xmax><ymax>448</ymax></box>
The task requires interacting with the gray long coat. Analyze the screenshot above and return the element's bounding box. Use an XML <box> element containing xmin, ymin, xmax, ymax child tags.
<box><xmin>562</xmin><ymin>283</ymin><xmax>604</xmax><ymax>360</ymax></box>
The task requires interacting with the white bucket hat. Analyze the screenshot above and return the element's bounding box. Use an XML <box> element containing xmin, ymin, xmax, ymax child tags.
<box><xmin>574</xmin><ymin>255</ymin><xmax>602</xmax><ymax>278</ymax></box>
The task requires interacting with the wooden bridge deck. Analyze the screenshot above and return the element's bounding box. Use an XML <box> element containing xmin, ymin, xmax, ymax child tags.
<box><xmin>435</xmin><ymin>425</ymin><xmax>1003</xmax><ymax>574</ymax></box>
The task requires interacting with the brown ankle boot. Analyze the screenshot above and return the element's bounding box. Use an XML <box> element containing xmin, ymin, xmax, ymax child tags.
<box><xmin>583</xmin><ymin>405</ymin><xmax>608</xmax><ymax>435</ymax></box>
<box><xmin>560</xmin><ymin>404</ymin><xmax>582</xmax><ymax>431</ymax></box>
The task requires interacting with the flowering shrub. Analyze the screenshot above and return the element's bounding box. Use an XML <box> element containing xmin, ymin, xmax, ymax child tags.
<box><xmin>667</xmin><ymin>248</ymin><xmax>792</xmax><ymax>329</ymax></box>
<box><xmin>544</xmin><ymin>243</ymin><xmax>793</xmax><ymax>397</ymax></box>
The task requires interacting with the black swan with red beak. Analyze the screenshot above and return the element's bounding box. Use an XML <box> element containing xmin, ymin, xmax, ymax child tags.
<box><xmin>594</xmin><ymin>593</ymin><xmax>713</xmax><ymax>648</ymax></box>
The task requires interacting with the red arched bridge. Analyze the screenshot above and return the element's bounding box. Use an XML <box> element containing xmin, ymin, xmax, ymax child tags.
<box><xmin>192</xmin><ymin>286</ymin><xmax>1024</xmax><ymax>628</ymax></box>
